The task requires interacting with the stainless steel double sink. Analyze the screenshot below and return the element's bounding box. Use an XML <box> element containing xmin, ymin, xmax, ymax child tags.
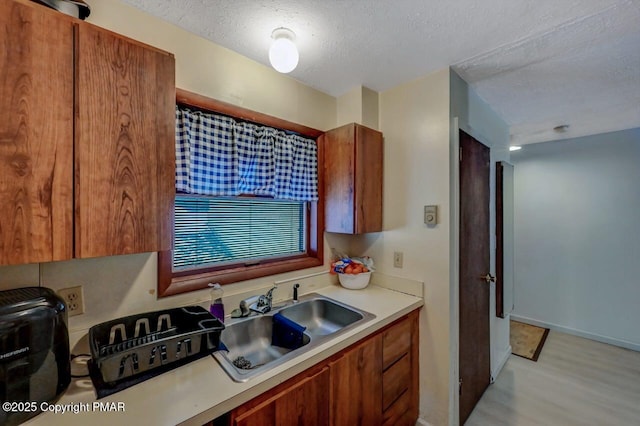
<box><xmin>213</xmin><ymin>293</ymin><xmax>375</xmax><ymax>382</ymax></box>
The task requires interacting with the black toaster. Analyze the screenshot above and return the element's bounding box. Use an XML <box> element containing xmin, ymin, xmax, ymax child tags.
<box><xmin>0</xmin><ymin>287</ymin><xmax>70</xmax><ymax>426</ymax></box>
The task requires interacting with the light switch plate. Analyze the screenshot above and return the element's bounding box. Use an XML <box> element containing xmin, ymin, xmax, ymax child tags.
<box><xmin>424</xmin><ymin>205</ymin><xmax>437</xmax><ymax>225</ymax></box>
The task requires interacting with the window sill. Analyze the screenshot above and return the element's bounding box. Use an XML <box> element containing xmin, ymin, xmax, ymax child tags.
<box><xmin>158</xmin><ymin>255</ymin><xmax>324</xmax><ymax>297</ymax></box>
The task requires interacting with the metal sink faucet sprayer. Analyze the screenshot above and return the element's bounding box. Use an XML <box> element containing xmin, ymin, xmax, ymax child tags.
<box><xmin>293</xmin><ymin>283</ymin><xmax>300</xmax><ymax>303</ymax></box>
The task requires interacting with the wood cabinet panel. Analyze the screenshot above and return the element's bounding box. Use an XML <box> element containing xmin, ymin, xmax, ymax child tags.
<box><xmin>324</xmin><ymin>123</ymin><xmax>383</xmax><ymax>234</ymax></box>
<box><xmin>382</xmin><ymin>311</ymin><xmax>420</xmax><ymax>424</ymax></box>
<box><xmin>0</xmin><ymin>0</ymin><xmax>73</xmax><ymax>265</ymax></box>
<box><xmin>322</xmin><ymin>126</ymin><xmax>355</xmax><ymax>233</ymax></box>
<box><xmin>382</xmin><ymin>316</ymin><xmax>412</xmax><ymax>370</ymax></box>
<box><xmin>275</xmin><ymin>367</ymin><xmax>329</xmax><ymax>426</ymax></box>
<box><xmin>382</xmin><ymin>387</ymin><xmax>411</xmax><ymax>426</ymax></box>
<box><xmin>329</xmin><ymin>334</ymin><xmax>382</xmax><ymax>426</ymax></box>
<box><xmin>234</xmin><ymin>402</ymin><xmax>275</xmax><ymax>426</ymax></box>
<box><xmin>354</xmin><ymin>124</ymin><xmax>383</xmax><ymax>233</ymax></box>
<box><xmin>383</xmin><ymin>353</ymin><xmax>410</xmax><ymax>410</ymax></box>
<box><xmin>75</xmin><ymin>24</ymin><xmax>175</xmax><ymax>258</ymax></box>
<box><xmin>232</xmin><ymin>367</ymin><xmax>329</xmax><ymax>426</ymax></box>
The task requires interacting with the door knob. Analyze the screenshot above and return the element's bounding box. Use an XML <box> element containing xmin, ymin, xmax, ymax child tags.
<box><xmin>481</xmin><ymin>274</ymin><xmax>496</xmax><ymax>283</ymax></box>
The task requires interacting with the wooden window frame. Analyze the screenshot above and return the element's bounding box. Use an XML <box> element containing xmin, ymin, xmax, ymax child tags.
<box><xmin>158</xmin><ymin>89</ymin><xmax>325</xmax><ymax>297</ymax></box>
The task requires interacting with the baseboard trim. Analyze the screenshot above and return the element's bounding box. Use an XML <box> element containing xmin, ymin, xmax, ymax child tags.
<box><xmin>415</xmin><ymin>418</ymin><xmax>432</xmax><ymax>426</ymax></box>
<box><xmin>491</xmin><ymin>345</ymin><xmax>512</xmax><ymax>382</ymax></box>
<box><xmin>510</xmin><ymin>314</ymin><xmax>640</xmax><ymax>352</ymax></box>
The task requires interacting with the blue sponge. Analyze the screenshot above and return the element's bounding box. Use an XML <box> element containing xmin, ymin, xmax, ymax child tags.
<box><xmin>272</xmin><ymin>313</ymin><xmax>306</xmax><ymax>350</ymax></box>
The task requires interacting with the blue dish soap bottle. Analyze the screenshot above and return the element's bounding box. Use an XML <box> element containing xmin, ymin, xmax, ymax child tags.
<box><xmin>209</xmin><ymin>283</ymin><xmax>225</xmax><ymax>323</ymax></box>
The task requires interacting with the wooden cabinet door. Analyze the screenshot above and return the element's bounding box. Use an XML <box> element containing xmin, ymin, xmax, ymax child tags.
<box><xmin>75</xmin><ymin>24</ymin><xmax>175</xmax><ymax>258</ymax></box>
<box><xmin>381</xmin><ymin>312</ymin><xmax>420</xmax><ymax>425</ymax></box>
<box><xmin>323</xmin><ymin>123</ymin><xmax>382</xmax><ymax>234</ymax></box>
<box><xmin>233</xmin><ymin>367</ymin><xmax>330</xmax><ymax>426</ymax></box>
<box><xmin>354</xmin><ymin>124</ymin><xmax>383</xmax><ymax>233</ymax></box>
<box><xmin>329</xmin><ymin>334</ymin><xmax>382</xmax><ymax>426</ymax></box>
<box><xmin>275</xmin><ymin>366</ymin><xmax>329</xmax><ymax>426</ymax></box>
<box><xmin>0</xmin><ymin>0</ymin><xmax>74</xmax><ymax>265</ymax></box>
<box><xmin>323</xmin><ymin>124</ymin><xmax>355</xmax><ymax>233</ymax></box>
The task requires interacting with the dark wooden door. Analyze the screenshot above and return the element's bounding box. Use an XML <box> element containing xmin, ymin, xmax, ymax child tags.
<box><xmin>0</xmin><ymin>0</ymin><xmax>74</xmax><ymax>265</ymax></box>
<box><xmin>75</xmin><ymin>23</ymin><xmax>175</xmax><ymax>258</ymax></box>
<box><xmin>459</xmin><ymin>130</ymin><xmax>491</xmax><ymax>424</ymax></box>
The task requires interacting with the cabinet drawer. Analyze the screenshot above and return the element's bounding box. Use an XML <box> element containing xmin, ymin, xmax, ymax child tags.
<box><xmin>383</xmin><ymin>387</ymin><xmax>411</xmax><ymax>426</ymax></box>
<box><xmin>382</xmin><ymin>353</ymin><xmax>410</xmax><ymax>410</ymax></box>
<box><xmin>382</xmin><ymin>318</ymin><xmax>411</xmax><ymax>369</ymax></box>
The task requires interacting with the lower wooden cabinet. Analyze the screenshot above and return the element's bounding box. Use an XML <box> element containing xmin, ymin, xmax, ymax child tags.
<box><xmin>227</xmin><ymin>309</ymin><xmax>419</xmax><ymax>426</ymax></box>
<box><xmin>232</xmin><ymin>367</ymin><xmax>329</xmax><ymax>426</ymax></box>
<box><xmin>381</xmin><ymin>310</ymin><xmax>419</xmax><ymax>425</ymax></box>
<box><xmin>330</xmin><ymin>335</ymin><xmax>382</xmax><ymax>425</ymax></box>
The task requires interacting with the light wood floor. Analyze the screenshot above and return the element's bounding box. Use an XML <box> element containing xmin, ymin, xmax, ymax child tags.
<box><xmin>466</xmin><ymin>330</ymin><xmax>640</xmax><ymax>425</ymax></box>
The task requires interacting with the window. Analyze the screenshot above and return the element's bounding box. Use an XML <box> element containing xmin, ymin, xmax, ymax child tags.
<box><xmin>158</xmin><ymin>90</ymin><xmax>324</xmax><ymax>297</ymax></box>
<box><xmin>173</xmin><ymin>195</ymin><xmax>306</xmax><ymax>271</ymax></box>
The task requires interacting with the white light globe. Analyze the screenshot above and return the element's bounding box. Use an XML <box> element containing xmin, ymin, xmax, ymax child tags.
<box><xmin>269</xmin><ymin>36</ymin><xmax>299</xmax><ymax>73</ymax></box>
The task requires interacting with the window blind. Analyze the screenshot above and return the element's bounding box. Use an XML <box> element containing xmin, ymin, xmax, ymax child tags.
<box><xmin>173</xmin><ymin>195</ymin><xmax>306</xmax><ymax>270</ymax></box>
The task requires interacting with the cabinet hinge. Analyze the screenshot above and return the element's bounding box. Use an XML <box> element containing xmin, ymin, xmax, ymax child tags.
<box><xmin>459</xmin><ymin>378</ymin><xmax>463</xmax><ymax>396</ymax></box>
<box><xmin>459</xmin><ymin>147</ymin><xmax>463</xmax><ymax>162</ymax></box>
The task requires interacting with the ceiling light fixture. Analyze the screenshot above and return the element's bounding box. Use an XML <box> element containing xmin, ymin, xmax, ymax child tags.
<box><xmin>269</xmin><ymin>28</ymin><xmax>298</xmax><ymax>74</ymax></box>
<box><xmin>509</xmin><ymin>146</ymin><xmax>522</xmax><ymax>151</ymax></box>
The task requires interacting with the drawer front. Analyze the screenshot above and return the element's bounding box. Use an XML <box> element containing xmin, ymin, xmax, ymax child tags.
<box><xmin>382</xmin><ymin>353</ymin><xmax>411</xmax><ymax>410</ymax></box>
<box><xmin>383</xmin><ymin>388</ymin><xmax>411</xmax><ymax>426</ymax></box>
<box><xmin>382</xmin><ymin>317</ymin><xmax>412</xmax><ymax>370</ymax></box>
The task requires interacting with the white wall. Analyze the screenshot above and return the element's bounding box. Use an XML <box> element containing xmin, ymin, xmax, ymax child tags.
<box><xmin>512</xmin><ymin>128</ymin><xmax>640</xmax><ymax>350</ymax></box>
<box><xmin>449</xmin><ymin>70</ymin><xmax>512</xmax><ymax>385</ymax></box>
<box><xmin>336</xmin><ymin>85</ymin><xmax>379</xmax><ymax>129</ymax></box>
<box><xmin>350</xmin><ymin>69</ymin><xmax>452</xmax><ymax>426</ymax></box>
<box><xmin>340</xmin><ymin>69</ymin><xmax>509</xmax><ymax>426</ymax></box>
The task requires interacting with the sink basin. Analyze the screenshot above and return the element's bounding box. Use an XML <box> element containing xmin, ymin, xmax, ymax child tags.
<box><xmin>217</xmin><ymin>316</ymin><xmax>310</xmax><ymax>373</ymax></box>
<box><xmin>277</xmin><ymin>298</ymin><xmax>364</xmax><ymax>338</ymax></box>
<box><xmin>213</xmin><ymin>293</ymin><xmax>375</xmax><ymax>382</ymax></box>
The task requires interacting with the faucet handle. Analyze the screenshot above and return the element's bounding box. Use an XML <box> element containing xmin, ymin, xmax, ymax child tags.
<box><xmin>265</xmin><ymin>285</ymin><xmax>277</xmax><ymax>300</ymax></box>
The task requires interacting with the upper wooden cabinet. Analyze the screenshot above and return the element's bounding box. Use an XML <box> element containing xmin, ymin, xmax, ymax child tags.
<box><xmin>322</xmin><ymin>123</ymin><xmax>383</xmax><ymax>234</ymax></box>
<box><xmin>0</xmin><ymin>0</ymin><xmax>175</xmax><ymax>265</ymax></box>
<box><xmin>0</xmin><ymin>0</ymin><xmax>74</xmax><ymax>265</ymax></box>
<box><xmin>75</xmin><ymin>24</ymin><xmax>175</xmax><ymax>258</ymax></box>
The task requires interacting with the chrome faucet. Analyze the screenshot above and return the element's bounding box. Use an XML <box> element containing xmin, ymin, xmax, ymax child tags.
<box><xmin>252</xmin><ymin>286</ymin><xmax>277</xmax><ymax>314</ymax></box>
<box><xmin>232</xmin><ymin>285</ymin><xmax>277</xmax><ymax>317</ymax></box>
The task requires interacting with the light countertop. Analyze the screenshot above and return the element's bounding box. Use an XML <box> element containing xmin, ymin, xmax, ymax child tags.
<box><xmin>26</xmin><ymin>284</ymin><xmax>423</xmax><ymax>426</ymax></box>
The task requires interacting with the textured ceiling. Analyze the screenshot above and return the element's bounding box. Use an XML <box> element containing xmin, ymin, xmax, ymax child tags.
<box><xmin>121</xmin><ymin>0</ymin><xmax>640</xmax><ymax>145</ymax></box>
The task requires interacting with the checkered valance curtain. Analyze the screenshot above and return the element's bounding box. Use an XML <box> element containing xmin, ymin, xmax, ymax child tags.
<box><xmin>175</xmin><ymin>106</ymin><xmax>318</xmax><ymax>201</ymax></box>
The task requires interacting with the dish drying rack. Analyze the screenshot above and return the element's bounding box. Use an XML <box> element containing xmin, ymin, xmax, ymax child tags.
<box><xmin>88</xmin><ymin>306</ymin><xmax>224</xmax><ymax>383</ymax></box>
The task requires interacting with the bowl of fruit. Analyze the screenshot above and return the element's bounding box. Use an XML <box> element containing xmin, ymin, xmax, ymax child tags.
<box><xmin>330</xmin><ymin>257</ymin><xmax>374</xmax><ymax>290</ymax></box>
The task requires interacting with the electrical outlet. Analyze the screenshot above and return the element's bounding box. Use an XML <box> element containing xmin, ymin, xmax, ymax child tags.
<box><xmin>58</xmin><ymin>286</ymin><xmax>84</xmax><ymax>317</ymax></box>
<box><xmin>393</xmin><ymin>252</ymin><xmax>404</xmax><ymax>268</ymax></box>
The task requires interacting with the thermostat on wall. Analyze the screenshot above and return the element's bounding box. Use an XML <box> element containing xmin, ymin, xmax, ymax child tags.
<box><xmin>424</xmin><ymin>205</ymin><xmax>437</xmax><ymax>225</ymax></box>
